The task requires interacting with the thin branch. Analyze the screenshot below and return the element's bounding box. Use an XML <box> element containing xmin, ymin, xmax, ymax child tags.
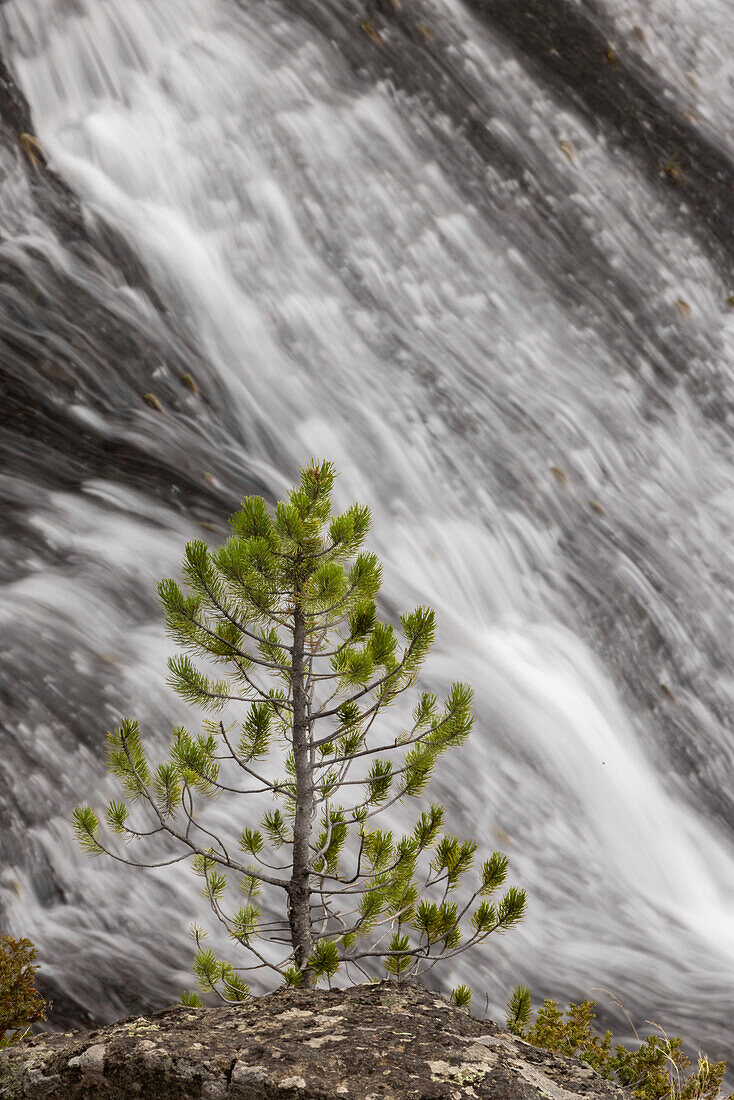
<box><xmin>181</xmin><ymin>783</ymin><xmax>232</xmax><ymax>864</ymax></box>
<box><xmin>203</xmin><ymin>873</ymin><xmax>291</xmax><ymax>979</ymax></box>
<box><xmin>218</xmin><ymin>722</ymin><xmax>280</xmax><ymax>791</ymax></box>
<box><xmin>80</xmin><ymin>835</ymin><xmax>189</xmax><ymax>870</ymax></box>
<box><xmin>232</xmin><ymin>658</ymin><xmax>294</xmax><ymax>714</ymax></box>
<box><xmin>118</xmin><ymin>729</ymin><xmax>288</xmax><ymax>889</ymax></box>
<box><xmin>313</xmin><ymin>636</ymin><xmax>418</xmax><ymax>721</ymax></box>
<box><xmin>314</xmin><ymin>708</ymin><xmax>453</xmax><ymax>766</ymax></box>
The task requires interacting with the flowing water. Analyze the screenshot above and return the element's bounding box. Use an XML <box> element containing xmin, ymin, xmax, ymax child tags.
<box><xmin>2</xmin><ymin>0</ymin><xmax>734</xmax><ymax>1057</ymax></box>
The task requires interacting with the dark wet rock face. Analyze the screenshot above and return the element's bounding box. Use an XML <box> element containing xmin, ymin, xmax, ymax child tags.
<box><xmin>0</xmin><ymin>982</ymin><xmax>628</xmax><ymax>1100</ymax></box>
<box><xmin>0</xmin><ymin>41</ymin><xmax>258</xmax><ymax>514</ymax></box>
<box><xmin>0</xmin><ymin>53</ymin><xmax>31</xmax><ymax>132</ymax></box>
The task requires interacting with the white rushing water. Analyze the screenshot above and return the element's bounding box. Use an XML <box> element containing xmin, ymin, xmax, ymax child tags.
<box><xmin>2</xmin><ymin>0</ymin><xmax>734</xmax><ymax>1051</ymax></box>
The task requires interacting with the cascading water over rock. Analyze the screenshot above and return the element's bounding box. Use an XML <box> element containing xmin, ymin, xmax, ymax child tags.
<box><xmin>1</xmin><ymin>0</ymin><xmax>734</xmax><ymax>1062</ymax></box>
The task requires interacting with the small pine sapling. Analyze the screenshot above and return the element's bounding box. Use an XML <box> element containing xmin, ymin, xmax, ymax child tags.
<box><xmin>74</xmin><ymin>461</ymin><xmax>525</xmax><ymax>999</ymax></box>
<box><xmin>505</xmin><ymin>984</ymin><xmax>532</xmax><ymax>1036</ymax></box>
<box><xmin>450</xmin><ymin>984</ymin><xmax>473</xmax><ymax>1008</ymax></box>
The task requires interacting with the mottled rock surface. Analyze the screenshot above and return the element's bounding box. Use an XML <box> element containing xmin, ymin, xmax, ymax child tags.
<box><xmin>0</xmin><ymin>980</ymin><xmax>630</xmax><ymax>1100</ymax></box>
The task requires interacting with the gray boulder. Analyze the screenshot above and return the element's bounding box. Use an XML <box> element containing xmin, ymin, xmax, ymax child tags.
<box><xmin>0</xmin><ymin>980</ymin><xmax>629</xmax><ymax>1099</ymax></box>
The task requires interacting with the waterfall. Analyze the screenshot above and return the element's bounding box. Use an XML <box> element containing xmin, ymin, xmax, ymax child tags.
<box><xmin>1</xmin><ymin>0</ymin><xmax>734</xmax><ymax>1056</ymax></box>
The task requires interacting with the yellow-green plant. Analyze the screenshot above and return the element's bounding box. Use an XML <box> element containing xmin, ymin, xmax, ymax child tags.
<box><xmin>0</xmin><ymin>936</ymin><xmax>48</xmax><ymax>1048</ymax></box>
<box><xmin>506</xmin><ymin>986</ymin><xmax>732</xmax><ymax>1100</ymax></box>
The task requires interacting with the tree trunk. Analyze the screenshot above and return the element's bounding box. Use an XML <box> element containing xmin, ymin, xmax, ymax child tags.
<box><xmin>289</xmin><ymin>602</ymin><xmax>314</xmax><ymax>986</ymax></box>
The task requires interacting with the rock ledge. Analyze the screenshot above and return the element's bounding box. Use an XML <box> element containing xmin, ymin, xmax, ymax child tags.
<box><xmin>0</xmin><ymin>980</ymin><xmax>629</xmax><ymax>1099</ymax></box>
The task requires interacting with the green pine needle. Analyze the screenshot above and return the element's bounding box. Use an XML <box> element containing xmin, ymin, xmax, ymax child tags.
<box><xmin>72</xmin><ymin>806</ymin><xmax>103</xmax><ymax>856</ymax></box>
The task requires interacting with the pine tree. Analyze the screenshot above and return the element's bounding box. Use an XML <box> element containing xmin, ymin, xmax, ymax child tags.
<box><xmin>74</xmin><ymin>461</ymin><xmax>525</xmax><ymax>999</ymax></box>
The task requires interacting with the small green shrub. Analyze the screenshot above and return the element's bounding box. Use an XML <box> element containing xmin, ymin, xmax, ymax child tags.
<box><xmin>505</xmin><ymin>986</ymin><xmax>732</xmax><ymax>1100</ymax></box>
<box><xmin>0</xmin><ymin>936</ymin><xmax>49</xmax><ymax>1048</ymax></box>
